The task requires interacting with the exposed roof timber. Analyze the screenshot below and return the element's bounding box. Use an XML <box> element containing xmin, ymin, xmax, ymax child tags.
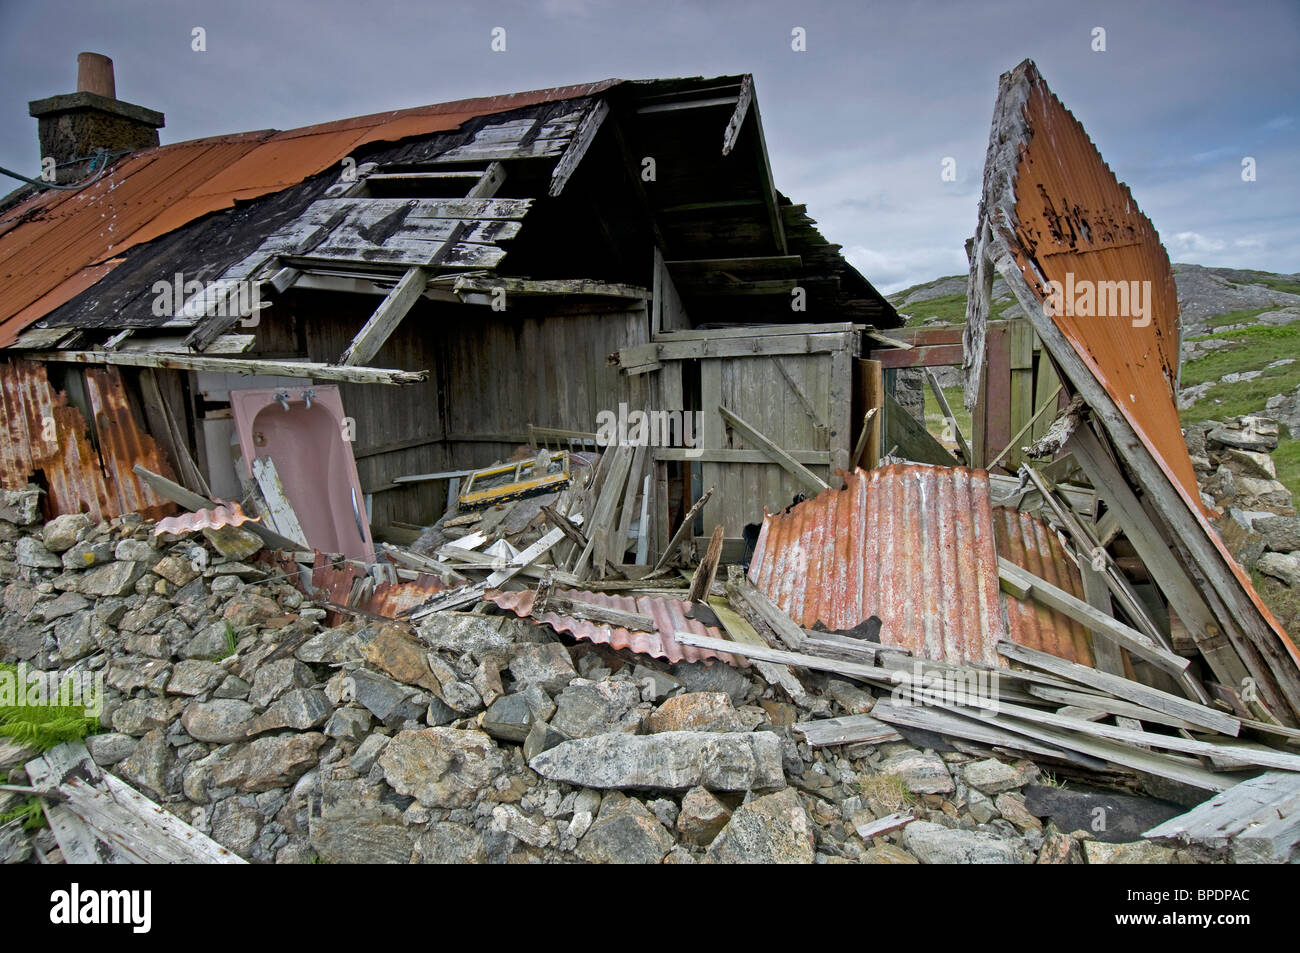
<box><xmin>27</xmin><ymin>350</ymin><xmax>427</xmax><ymax>386</ymax></box>
<box><xmin>659</xmin><ymin>198</ymin><xmax>766</xmax><ymax>215</ymax></box>
<box><xmin>722</xmin><ymin>75</ymin><xmax>754</xmax><ymax>156</ymax></box>
<box><xmin>607</xmin><ymin>113</ymin><xmax>667</xmax><ymax>251</ymax></box>
<box><xmin>452</xmin><ymin>276</ymin><xmax>649</xmax><ymax>301</ymax></box>
<box><xmin>338</xmin><ymin>265</ymin><xmax>429</xmax><ymax>366</ymax></box>
<box><xmin>665</xmin><ymin>255</ymin><xmax>803</xmax><ymax>277</ymax></box>
<box><xmin>636</xmin><ymin>96</ymin><xmax>740</xmax><ymax>114</ymax></box>
<box><xmin>549</xmin><ymin>99</ymin><xmax>610</xmax><ymax>197</ymax></box>
<box><xmin>748</xmin><ymin>96</ymin><xmax>787</xmax><ymax>255</ymax></box>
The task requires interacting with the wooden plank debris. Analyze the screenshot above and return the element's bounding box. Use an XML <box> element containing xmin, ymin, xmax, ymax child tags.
<box><xmin>686</xmin><ymin>525</ymin><xmax>724</xmax><ymax>603</ymax></box>
<box><xmin>997</xmin><ymin>641</ymin><xmax>1240</xmax><ymax>736</ymax></box>
<box><xmin>1144</xmin><ymin>771</ymin><xmax>1300</xmax><ymax>863</ymax></box>
<box><xmin>651</xmin><ymin>486</ymin><xmax>714</xmax><ymax>571</ymax></box>
<box><xmin>854</xmin><ymin>812</ymin><xmax>916</xmax><ymax>840</ymax></box>
<box><xmin>251</xmin><ymin>457</ymin><xmax>310</xmax><ymax>547</ymax></box>
<box><xmin>27</xmin><ymin>743</ymin><xmax>245</xmax><ymax>864</ymax></box>
<box><xmin>997</xmin><ymin>557</ymin><xmax>1191</xmax><ymax>677</ymax></box>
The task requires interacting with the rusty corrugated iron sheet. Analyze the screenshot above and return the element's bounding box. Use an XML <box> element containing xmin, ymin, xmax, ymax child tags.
<box><xmin>977</xmin><ymin>60</ymin><xmax>1299</xmax><ymax>687</ymax></box>
<box><xmin>486</xmin><ymin>588</ymin><xmax>744</xmax><ymax>666</ymax></box>
<box><xmin>747</xmin><ymin>464</ymin><xmax>1091</xmax><ymax>667</ymax></box>
<box><xmin>0</xmin><ymin>358</ymin><xmax>175</xmax><ymax>521</ymax></box>
<box><xmin>154</xmin><ymin>501</ymin><xmax>259</xmax><ymax>536</ymax></box>
<box><xmin>0</xmin><ymin>80</ymin><xmax>621</xmax><ymax>347</ymax></box>
<box><xmin>992</xmin><ymin>505</ymin><xmax>1092</xmax><ymax>666</ymax></box>
<box><xmin>1004</xmin><ymin>64</ymin><xmax>1197</xmax><ymax>507</ymax></box>
<box><xmin>271</xmin><ymin>551</ymin><xmax>450</xmax><ymax>621</ymax></box>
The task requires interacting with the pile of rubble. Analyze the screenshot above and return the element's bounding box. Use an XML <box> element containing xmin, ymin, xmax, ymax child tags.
<box><xmin>1</xmin><ymin>480</ymin><xmax>1295</xmax><ymax>865</ymax></box>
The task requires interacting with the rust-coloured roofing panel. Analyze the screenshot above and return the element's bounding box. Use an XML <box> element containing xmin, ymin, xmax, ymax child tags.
<box><xmin>0</xmin><ymin>358</ymin><xmax>176</xmax><ymax>521</ymax></box>
<box><xmin>1004</xmin><ymin>66</ymin><xmax>1198</xmax><ymax>507</ymax></box>
<box><xmin>153</xmin><ymin>502</ymin><xmax>259</xmax><ymax>536</ymax></box>
<box><xmin>976</xmin><ymin>60</ymin><xmax>1298</xmax><ymax>681</ymax></box>
<box><xmin>0</xmin><ymin>80</ymin><xmax>620</xmax><ymax>347</ymax></box>
<box><xmin>486</xmin><ymin>587</ymin><xmax>745</xmax><ymax>666</ymax></box>
<box><xmin>992</xmin><ymin>505</ymin><xmax>1092</xmax><ymax>666</ymax></box>
<box><xmin>747</xmin><ymin>464</ymin><xmax>1091</xmax><ymax>667</ymax></box>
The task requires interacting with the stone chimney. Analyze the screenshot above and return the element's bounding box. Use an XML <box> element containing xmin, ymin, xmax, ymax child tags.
<box><xmin>28</xmin><ymin>53</ymin><xmax>164</xmax><ymax>184</ymax></box>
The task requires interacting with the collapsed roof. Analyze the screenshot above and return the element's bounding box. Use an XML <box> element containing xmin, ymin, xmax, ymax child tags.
<box><xmin>0</xmin><ymin>75</ymin><xmax>896</xmax><ymax>353</ymax></box>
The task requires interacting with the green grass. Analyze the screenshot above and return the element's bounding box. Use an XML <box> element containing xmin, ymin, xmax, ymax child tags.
<box><xmin>901</xmin><ymin>292</ymin><xmax>969</xmax><ymax>327</ymax></box>
<box><xmin>1272</xmin><ymin>438</ymin><xmax>1300</xmax><ymax>506</ymax></box>
<box><xmin>0</xmin><ymin>664</ymin><xmax>100</xmax><ymax>751</ymax></box>
<box><xmin>207</xmin><ymin>622</ymin><xmax>238</xmax><ymax>662</ymax></box>
<box><xmin>924</xmin><ymin>383</ymin><xmax>974</xmax><ymax>449</ymax></box>
<box><xmin>1178</xmin><ymin>322</ymin><xmax>1300</xmax><ymax>502</ymax></box>
<box><xmin>1179</xmin><ymin>324</ymin><xmax>1300</xmax><ymax>421</ymax></box>
<box><xmin>1204</xmin><ymin>306</ymin><xmax>1274</xmax><ymax>329</ymax></box>
<box><xmin>860</xmin><ymin>773</ymin><xmax>916</xmax><ymax>812</ymax></box>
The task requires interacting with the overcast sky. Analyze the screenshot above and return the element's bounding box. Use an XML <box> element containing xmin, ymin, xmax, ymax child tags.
<box><xmin>2</xmin><ymin>0</ymin><xmax>1296</xmax><ymax>293</ymax></box>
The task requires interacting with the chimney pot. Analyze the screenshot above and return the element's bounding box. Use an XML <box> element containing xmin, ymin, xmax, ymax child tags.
<box><xmin>28</xmin><ymin>52</ymin><xmax>163</xmax><ymax>184</ymax></box>
<box><xmin>76</xmin><ymin>52</ymin><xmax>116</xmax><ymax>99</ymax></box>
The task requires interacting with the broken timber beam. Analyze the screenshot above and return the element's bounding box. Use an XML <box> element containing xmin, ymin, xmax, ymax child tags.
<box><xmin>651</xmin><ymin>486</ymin><xmax>714</xmax><ymax>571</ymax></box>
<box><xmin>719</xmin><ymin>404</ymin><xmax>828</xmax><ymax>495</ymax></box>
<box><xmin>32</xmin><ymin>350</ymin><xmax>426</xmax><ymax>386</ymax></box>
<box><xmin>997</xmin><ymin>557</ymin><xmax>1191</xmax><ymax>678</ymax></box>
<box><xmin>686</xmin><ymin>525</ymin><xmax>724</xmax><ymax>603</ymax></box>
<box><xmin>996</xmin><ymin>641</ymin><xmax>1240</xmax><ymax>736</ymax></box>
<box><xmin>338</xmin><ymin>266</ymin><xmax>429</xmax><ymax>366</ymax></box>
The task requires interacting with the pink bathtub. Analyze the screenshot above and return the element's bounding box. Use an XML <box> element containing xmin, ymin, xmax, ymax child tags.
<box><xmin>229</xmin><ymin>385</ymin><xmax>375</xmax><ymax>562</ymax></box>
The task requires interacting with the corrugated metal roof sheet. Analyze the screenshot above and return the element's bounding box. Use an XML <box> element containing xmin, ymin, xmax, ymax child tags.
<box><xmin>486</xmin><ymin>587</ymin><xmax>745</xmax><ymax>666</ymax></box>
<box><xmin>153</xmin><ymin>501</ymin><xmax>258</xmax><ymax>535</ymax></box>
<box><xmin>979</xmin><ymin>60</ymin><xmax>1298</xmax><ymax>679</ymax></box>
<box><xmin>1005</xmin><ymin>66</ymin><xmax>1197</xmax><ymax>506</ymax></box>
<box><xmin>747</xmin><ymin>464</ymin><xmax>1091</xmax><ymax>667</ymax></box>
<box><xmin>0</xmin><ymin>80</ymin><xmax>620</xmax><ymax>347</ymax></box>
<box><xmin>0</xmin><ymin>358</ymin><xmax>175</xmax><ymax>521</ymax></box>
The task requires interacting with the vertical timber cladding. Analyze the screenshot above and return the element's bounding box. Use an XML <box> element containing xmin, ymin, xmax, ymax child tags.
<box><xmin>689</xmin><ymin>329</ymin><xmax>855</xmax><ymax>547</ymax></box>
<box><xmin>297</xmin><ymin>294</ymin><xmax>649</xmax><ymax>529</ymax></box>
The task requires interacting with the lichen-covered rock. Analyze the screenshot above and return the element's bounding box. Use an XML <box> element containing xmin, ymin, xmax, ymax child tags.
<box><xmin>210</xmin><ymin>732</ymin><xmax>326</xmax><ymax>792</ymax></box>
<box><xmin>378</xmin><ymin>728</ymin><xmax>504</xmax><ymax>808</ymax></box>
<box><xmin>645</xmin><ymin>692</ymin><xmax>748</xmax><ymax>733</ymax></box>
<box><xmin>529</xmin><ymin>731</ymin><xmax>784</xmax><ymax>792</ymax></box>
<box><xmin>902</xmin><ymin>821</ymin><xmax>1022</xmax><ymax>864</ymax></box>
<box><xmin>704</xmin><ymin>788</ymin><xmax>815</xmax><ymax>864</ymax></box>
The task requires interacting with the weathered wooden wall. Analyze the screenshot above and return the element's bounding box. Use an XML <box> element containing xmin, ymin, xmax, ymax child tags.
<box><xmin>228</xmin><ymin>293</ymin><xmax>649</xmax><ymax>528</ymax></box>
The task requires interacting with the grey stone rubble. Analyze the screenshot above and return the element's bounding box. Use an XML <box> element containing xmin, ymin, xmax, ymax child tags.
<box><xmin>1183</xmin><ymin>417</ymin><xmax>1300</xmax><ymax>602</ymax></box>
<box><xmin>0</xmin><ymin>488</ymin><xmax>1237</xmax><ymax>864</ymax></box>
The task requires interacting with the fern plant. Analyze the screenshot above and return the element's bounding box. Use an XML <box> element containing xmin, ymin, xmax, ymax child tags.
<box><xmin>0</xmin><ymin>795</ymin><xmax>46</xmax><ymax>832</ymax></box>
<box><xmin>0</xmin><ymin>664</ymin><xmax>100</xmax><ymax>751</ymax></box>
